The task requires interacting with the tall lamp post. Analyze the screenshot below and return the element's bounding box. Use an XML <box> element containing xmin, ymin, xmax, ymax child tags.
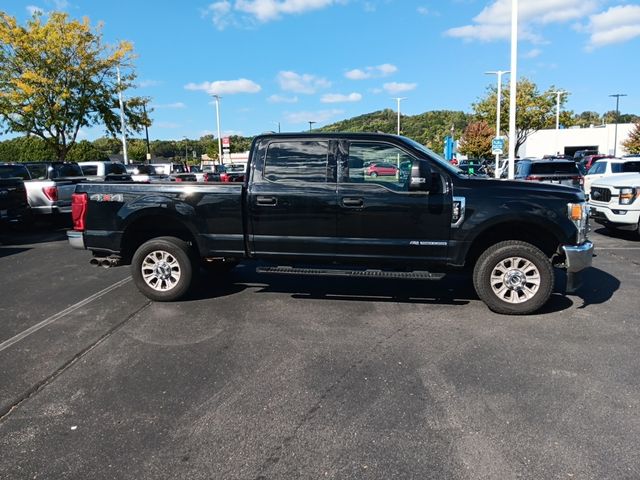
<box><xmin>552</xmin><ymin>90</ymin><xmax>567</xmax><ymax>155</ymax></box>
<box><xmin>393</xmin><ymin>97</ymin><xmax>407</xmax><ymax>135</ymax></box>
<box><xmin>308</xmin><ymin>121</ymin><xmax>316</xmax><ymax>131</ymax></box>
<box><xmin>211</xmin><ymin>94</ymin><xmax>223</xmax><ymax>163</ymax></box>
<box><xmin>116</xmin><ymin>66</ymin><xmax>129</xmax><ymax>164</ymax></box>
<box><xmin>142</xmin><ymin>101</ymin><xmax>151</xmax><ymax>163</ymax></box>
<box><xmin>485</xmin><ymin>70</ymin><xmax>509</xmax><ymax>178</ymax></box>
<box><xmin>183</xmin><ymin>136</ymin><xmax>189</xmax><ymax>164</ymax></box>
<box><xmin>507</xmin><ymin>0</ymin><xmax>518</xmax><ymax>179</ymax></box>
<box><xmin>609</xmin><ymin>93</ymin><xmax>627</xmax><ymax>157</ymax></box>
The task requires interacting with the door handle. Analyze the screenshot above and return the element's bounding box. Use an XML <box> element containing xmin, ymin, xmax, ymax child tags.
<box><xmin>342</xmin><ymin>197</ymin><xmax>364</xmax><ymax>208</ymax></box>
<box><xmin>256</xmin><ymin>196</ymin><xmax>277</xmax><ymax>206</ymax></box>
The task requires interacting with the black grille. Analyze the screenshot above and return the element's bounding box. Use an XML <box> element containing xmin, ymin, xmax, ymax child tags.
<box><xmin>590</xmin><ymin>187</ymin><xmax>611</xmax><ymax>203</ymax></box>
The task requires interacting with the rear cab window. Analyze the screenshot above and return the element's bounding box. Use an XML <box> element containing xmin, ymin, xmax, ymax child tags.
<box><xmin>0</xmin><ymin>165</ymin><xmax>31</xmax><ymax>180</ymax></box>
<box><xmin>52</xmin><ymin>163</ymin><xmax>83</xmax><ymax>178</ymax></box>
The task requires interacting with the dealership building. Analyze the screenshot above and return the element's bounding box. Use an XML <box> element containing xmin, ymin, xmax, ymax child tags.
<box><xmin>519</xmin><ymin>123</ymin><xmax>635</xmax><ymax>158</ymax></box>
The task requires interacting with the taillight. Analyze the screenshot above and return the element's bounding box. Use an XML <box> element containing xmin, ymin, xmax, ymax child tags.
<box><xmin>43</xmin><ymin>186</ymin><xmax>58</xmax><ymax>201</ymax></box>
<box><xmin>175</xmin><ymin>177</ymin><xmax>183</xmax><ymax>182</ymax></box>
<box><xmin>220</xmin><ymin>172</ymin><xmax>229</xmax><ymax>182</ymax></box>
<box><xmin>71</xmin><ymin>192</ymin><xmax>88</xmax><ymax>231</ymax></box>
<box><xmin>525</xmin><ymin>175</ymin><xmax>542</xmax><ymax>181</ymax></box>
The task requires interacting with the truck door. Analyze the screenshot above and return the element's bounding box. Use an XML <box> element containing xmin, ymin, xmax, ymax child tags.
<box><xmin>247</xmin><ymin>139</ymin><xmax>338</xmax><ymax>260</ymax></box>
<box><xmin>336</xmin><ymin>140</ymin><xmax>451</xmax><ymax>265</ymax></box>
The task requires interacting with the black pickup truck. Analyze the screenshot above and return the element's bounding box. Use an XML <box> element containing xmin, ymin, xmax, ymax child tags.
<box><xmin>67</xmin><ymin>133</ymin><xmax>593</xmax><ymax>315</ymax></box>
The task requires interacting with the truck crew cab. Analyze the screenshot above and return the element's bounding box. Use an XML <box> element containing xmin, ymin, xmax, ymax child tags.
<box><xmin>68</xmin><ymin>133</ymin><xmax>593</xmax><ymax>315</ymax></box>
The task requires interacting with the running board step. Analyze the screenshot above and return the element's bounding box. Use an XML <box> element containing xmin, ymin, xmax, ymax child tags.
<box><xmin>256</xmin><ymin>266</ymin><xmax>445</xmax><ymax>280</ymax></box>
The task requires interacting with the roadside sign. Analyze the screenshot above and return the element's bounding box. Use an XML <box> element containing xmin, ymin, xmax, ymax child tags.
<box><xmin>222</xmin><ymin>137</ymin><xmax>230</xmax><ymax>148</ymax></box>
<box><xmin>492</xmin><ymin>137</ymin><xmax>505</xmax><ymax>155</ymax></box>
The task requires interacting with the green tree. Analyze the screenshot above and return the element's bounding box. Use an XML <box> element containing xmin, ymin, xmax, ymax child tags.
<box><xmin>473</xmin><ymin>78</ymin><xmax>564</xmax><ymax>156</ymax></box>
<box><xmin>458</xmin><ymin>121</ymin><xmax>494</xmax><ymax>159</ymax></box>
<box><xmin>66</xmin><ymin>140</ymin><xmax>108</xmax><ymax>162</ymax></box>
<box><xmin>0</xmin><ymin>12</ymin><xmax>149</xmax><ymax>161</ymax></box>
<box><xmin>3</xmin><ymin>135</ymin><xmax>56</xmax><ymax>161</ymax></box>
<box><xmin>151</xmin><ymin>140</ymin><xmax>177</xmax><ymax>158</ymax></box>
<box><xmin>93</xmin><ymin>137</ymin><xmax>122</xmax><ymax>156</ymax></box>
<box><xmin>623</xmin><ymin>122</ymin><xmax>640</xmax><ymax>154</ymax></box>
<box><xmin>127</xmin><ymin>139</ymin><xmax>148</xmax><ymax>162</ymax></box>
<box><xmin>573</xmin><ymin>111</ymin><xmax>602</xmax><ymax>127</ymax></box>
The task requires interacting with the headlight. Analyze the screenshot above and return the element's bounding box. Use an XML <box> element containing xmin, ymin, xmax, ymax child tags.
<box><xmin>619</xmin><ymin>187</ymin><xmax>638</xmax><ymax>205</ymax></box>
<box><xmin>567</xmin><ymin>202</ymin><xmax>589</xmax><ymax>244</ymax></box>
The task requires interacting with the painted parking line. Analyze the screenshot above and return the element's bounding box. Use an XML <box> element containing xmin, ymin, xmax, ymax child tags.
<box><xmin>0</xmin><ymin>277</ymin><xmax>132</xmax><ymax>354</ymax></box>
<box><xmin>596</xmin><ymin>247</ymin><xmax>640</xmax><ymax>250</ymax></box>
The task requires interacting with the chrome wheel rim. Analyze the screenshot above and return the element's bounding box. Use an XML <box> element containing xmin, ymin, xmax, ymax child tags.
<box><xmin>141</xmin><ymin>250</ymin><xmax>181</xmax><ymax>292</ymax></box>
<box><xmin>490</xmin><ymin>256</ymin><xmax>541</xmax><ymax>304</ymax></box>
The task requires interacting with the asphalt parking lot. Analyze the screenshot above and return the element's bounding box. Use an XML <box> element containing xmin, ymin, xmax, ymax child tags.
<box><xmin>1</xmin><ymin>223</ymin><xmax>639</xmax><ymax>479</ymax></box>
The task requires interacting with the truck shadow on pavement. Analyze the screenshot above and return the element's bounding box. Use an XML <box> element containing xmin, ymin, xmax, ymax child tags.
<box><xmin>189</xmin><ymin>264</ymin><xmax>620</xmax><ymax>314</ymax></box>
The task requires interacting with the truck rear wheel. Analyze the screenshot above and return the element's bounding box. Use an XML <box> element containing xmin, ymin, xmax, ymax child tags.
<box><xmin>131</xmin><ymin>236</ymin><xmax>194</xmax><ymax>302</ymax></box>
<box><xmin>473</xmin><ymin>240</ymin><xmax>554</xmax><ymax>315</ymax></box>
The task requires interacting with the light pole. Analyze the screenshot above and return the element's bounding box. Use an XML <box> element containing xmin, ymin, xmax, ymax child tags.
<box><xmin>116</xmin><ymin>66</ymin><xmax>129</xmax><ymax>164</ymax></box>
<box><xmin>274</xmin><ymin>121</ymin><xmax>281</xmax><ymax>133</ymax></box>
<box><xmin>393</xmin><ymin>97</ymin><xmax>407</xmax><ymax>135</ymax></box>
<box><xmin>552</xmin><ymin>90</ymin><xmax>567</xmax><ymax>155</ymax></box>
<box><xmin>212</xmin><ymin>94</ymin><xmax>223</xmax><ymax>163</ymax></box>
<box><xmin>507</xmin><ymin>0</ymin><xmax>518</xmax><ymax>179</ymax></box>
<box><xmin>485</xmin><ymin>70</ymin><xmax>509</xmax><ymax>177</ymax></box>
<box><xmin>308</xmin><ymin>121</ymin><xmax>316</xmax><ymax>131</ymax></box>
<box><xmin>183</xmin><ymin>136</ymin><xmax>188</xmax><ymax>164</ymax></box>
<box><xmin>609</xmin><ymin>93</ymin><xmax>627</xmax><ymax>157</ymax></box>
<box><xmin>142</xmin><ymin>101</ymin><xmax>151</xmax><ymax>163</ymax></box>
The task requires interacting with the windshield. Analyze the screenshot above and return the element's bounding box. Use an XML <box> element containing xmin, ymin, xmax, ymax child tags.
<box><xmin>106</xmin><ymin>163</ymin><xmax>127</xmax><ymax>175</ymax></box>
<box><xmin>0</xmin><ymin>165</ymin><xmax>30</xmax><ymax>180</ymax></box>
<box><xmin>401</xmin><ymin>137</ymin><xmax>462</xmax><ymax>174</ymax></box>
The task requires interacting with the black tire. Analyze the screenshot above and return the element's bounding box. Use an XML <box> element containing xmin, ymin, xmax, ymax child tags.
<box><xmin>370</xmin><ymin>172</ymin><xmax>378</xmax><ymax>178</ymax></box>
<box><xmin>473</xmin><ymin>240</ymin><xmax>554</xmax><ymax>315</ymax></box>
<box><xmin>131</xmin><ymin>236</ymin><xmax>195</xmax><ymax>302</ymax></box>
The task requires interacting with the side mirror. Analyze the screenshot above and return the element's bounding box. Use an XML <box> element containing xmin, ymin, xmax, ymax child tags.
<box><xmin>409</xmin><ymin>161</ymin><xmax>432</xmax><ymax>191</ymax></box>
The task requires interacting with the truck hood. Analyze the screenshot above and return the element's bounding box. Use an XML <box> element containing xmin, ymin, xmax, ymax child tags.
<box><xmin>461</xmin><ymin>176</ymin><xmax>586</xmax><ymax>202</ymax></box>
<box><xmin>591</xmin><ymin>173</ymin><xmax>640</xmax><ymax>188</ymax></box>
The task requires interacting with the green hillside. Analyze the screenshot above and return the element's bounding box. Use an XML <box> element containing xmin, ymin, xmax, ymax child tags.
<box><xmin>318</xmin><ymin>108</ymin><xmax>473</xmax><ymax>151</ymax></box>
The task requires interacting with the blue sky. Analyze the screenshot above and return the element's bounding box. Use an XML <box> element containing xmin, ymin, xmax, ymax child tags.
<box><xmin>3</xmin><ymin>0</ymin><xmax>640</xmax><ymax>141</ymax></box>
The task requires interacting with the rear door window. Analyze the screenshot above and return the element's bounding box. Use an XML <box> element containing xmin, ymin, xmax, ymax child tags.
<box><xmin>613</xmin><ymin>161</ymin><xmax>640</xmax><ymax>173</ymax></box>
<box><xmin>81</xmin><ymin>165</ymin><xmax>98</xmax><ymax>175</ymax></box>
<box><xmin>0</xmin><ymin>165</ymin><xmax>31</xmax><ymax>180</ymax></box>
<box><xmin>264</xmin><ymin>141</ymin><xmax>330</xmax><ymax>183</ymax></box>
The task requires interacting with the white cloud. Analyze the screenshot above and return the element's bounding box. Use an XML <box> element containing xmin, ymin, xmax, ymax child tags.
<box><xmin>204</xmin><ymin>0</ymin><xmax>344</xmax><ymax>29</ymax></box>
<box><xmin>524</xmin><ymin>48</ymin><xmax>542</xmax><ymax>58</ymax></box>
<box><xmin>284</xmin><ymin>109</ymin><xmax>344</xmax><ymax>124</ymax></box>
<box><xmin>267</xmin><ymin>94</ymin><xmax>299</xmax><ymax>103</ymax></box>
<box><xmin>277</xmin><ymin>71</ymin><xmax>330</xmax><ymax>94</ymax></box>
<box><xmin>184</xmin><ymin>78</ymin><xmax>262</xmax><ymax>95</ymax></box>
<box><xmin>26</xmin><ymin>5</ymin><xmax>44</xmax><ymax>16</ymax></box>
<box><xmin>153</xmin><ymin>102</ymin><xmax>186</xmax><ymax>109</ymax></box>
<box><xmin>321</xmin><ymin>92</ymin><xmax>362</xmax><ymax>103</ymax></box>
<box><xmin>48</xmin><ymin>0</ymin><xmax>69</xmax><ymax>9</ymax></box>
<box><xmin>585</xmin><ymin>5</ymin><xmax>640</xmax><ymax>50</ymax></box>
<box><xmin>445</xmin><ymin>0</ymin><xmax>598</xmax><ymax>42</ymax></box>
<box><xmin>139</xmin><ymin>79</ymin><xmax>162</xmax><ymax>88</ymax></box>
<box><xmin>417</xmin><ymin>6</ymin><xmax>429</xmax><ymax>15</ymax></box>
<box><xmin>383</xmin><ymin>82</ymin><xmax>417</xmax><ymax>94</ymax></box>
<box><xmin>345</xmin><ymin>63</ymin><xmax>397</xmax><ymax>80</ymax></box>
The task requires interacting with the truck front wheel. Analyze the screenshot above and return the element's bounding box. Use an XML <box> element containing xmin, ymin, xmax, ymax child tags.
<box><xmin>473</xmin><ymin>241</ymin><xmax>554</xmax><ymax>315</ymax></box>
<box><xmin>131</xmin><ymin>236</ymin><xmax>195</xmax><ymax>302</ymax></box>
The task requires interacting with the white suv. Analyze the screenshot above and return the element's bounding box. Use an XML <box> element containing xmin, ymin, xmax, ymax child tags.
<box><xmin>584</xmin><ymin>157</ymin><xmax>640</xmax><ymax>198</ymax></box>
<box><xmin>589</xmin><ymin>173</ymin><xmax>640</xmax><ymax>235</ymax></box>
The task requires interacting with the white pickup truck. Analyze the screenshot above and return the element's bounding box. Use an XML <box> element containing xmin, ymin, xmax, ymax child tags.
<box><xmin>589</xmin><ymin>173</ymin><xmax>640</xmax><ymax>235</ymax></box>
<box><xmin>22</xmin><ymin>162</ymin><xmax>85</xmax><ymax>216</ymax></box>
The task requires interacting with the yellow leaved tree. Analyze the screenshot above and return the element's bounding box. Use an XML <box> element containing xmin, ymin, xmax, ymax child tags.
<box><xmin>0</xmin><ymin>11</ymin><xmax>149</xmax><ymax>161</ymax></box>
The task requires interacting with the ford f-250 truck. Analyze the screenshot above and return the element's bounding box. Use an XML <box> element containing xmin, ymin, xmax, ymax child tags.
<box><xmin>67</xmin><ymin>133</ymin><xmax>593</xmax><ymax>315</ymax></box>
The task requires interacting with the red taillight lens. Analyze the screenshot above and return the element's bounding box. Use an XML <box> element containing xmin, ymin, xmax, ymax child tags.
<box><xmin>220</xmin><ymin>172</ymin><xmax>229</xmax><ymax>182</ymax></box>
<box><xmin>71</xmin><ymin>192</ymin><xmax>88</xmax><ymax>231</ymax></box>
<box><xmin>525</xmin><ymin>175</ymin><xmax>542</xmax><ymax>181</ymax></box>
<box><xmin>43</xmin><ymin>186</ymin><xmax>58</xmax><ymax>201</ymax></box>
<box><xmin>175</xmin><ymin>177</ymin><xmax>183</xmax><ymax>182</ymax></box>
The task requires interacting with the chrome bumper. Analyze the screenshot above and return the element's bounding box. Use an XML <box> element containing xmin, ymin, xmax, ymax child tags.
<box><xmin>561</xmin><ymin>241</ymin><xmax>594</xmax><ymax>273</ymax></box>
<box><xmin>67</xmin><ymin>230</ymin><xmax>85</xmax><ymax>250</ymax></box>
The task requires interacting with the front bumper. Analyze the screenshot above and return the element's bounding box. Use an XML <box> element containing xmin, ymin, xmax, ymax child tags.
<box><xmin>561</xmin><ymin>241</ymin><xmax>594</xmax><ymax>273</ymax></box>
<box><xmin>67</xmin><ymin>230</ymin><xmax>85</xmax><ymax>250</ymax></box>
<box><xmin>589</xmin><ymin>204</ymin><xmax>640</xmax><ymax>228</ymax></box>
